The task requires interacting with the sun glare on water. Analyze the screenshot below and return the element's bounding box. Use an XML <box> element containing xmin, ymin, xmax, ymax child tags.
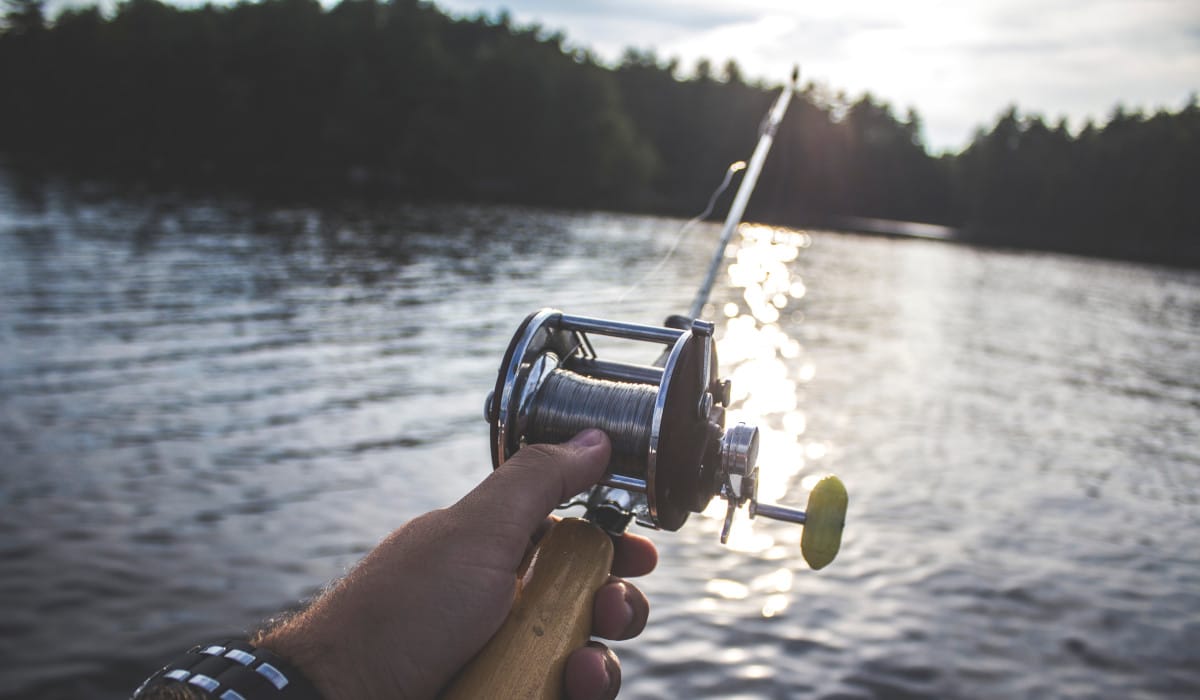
<box><xmin>704</xmin><ymin>224</ymin><xmax>827</xmax><ymax>584</ymax></box>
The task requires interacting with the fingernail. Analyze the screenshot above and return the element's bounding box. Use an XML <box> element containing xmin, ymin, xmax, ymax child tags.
<box><xmin>600</xmin><ymin>653</ymin><xmax>619</xmax><ymax>691</ymax></box>
<box><xmin>599</xmin><ymin>644</ymin><xmax>621</xmax><ymax>696</ymax></box>
<box><xmin>569</xmin><ymin>429</ymin><xmax>606</xmax><ymax>448</ymax></box>
<box><xmin>584</xmin><ymin>641</ymin><xmax>617</xmax><ymax>696</ymax></box>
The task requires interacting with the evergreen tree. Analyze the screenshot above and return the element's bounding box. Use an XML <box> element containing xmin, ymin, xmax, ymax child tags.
<box><xmin>0</xmin><ymin>0</ymin><xmax>1194</xmax><ymax>265</ymax></box>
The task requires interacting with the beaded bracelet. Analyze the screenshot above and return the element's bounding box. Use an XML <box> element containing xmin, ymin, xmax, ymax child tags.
<box><xmin>134</xmin><ymin>639</ymin><xmax>323</xmax><ymax>700</ymax></box>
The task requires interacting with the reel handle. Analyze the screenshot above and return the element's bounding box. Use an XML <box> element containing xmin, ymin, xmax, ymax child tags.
<box><xmin>440</xmin><ymin>519</ymin><xmax>613</xmax><ymax>700</ymax></box>
<box><xmin>751</xmin><ymin>475</ymin><xmax>848</xmax><ymax>570</ymax></box>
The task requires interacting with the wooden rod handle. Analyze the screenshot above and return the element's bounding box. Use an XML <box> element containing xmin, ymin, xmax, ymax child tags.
<box><xmin>441</xmin><ymin>518</ymin><xmax>614</xmax><ymax>700</ymax></box>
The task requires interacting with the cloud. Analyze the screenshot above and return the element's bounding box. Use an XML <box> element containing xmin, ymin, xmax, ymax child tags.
<box><xmin>477</xmin><ymin>0</ymin><xmax>1197</xmax><ymax>151</ymax></box>
<box><xmin>436</xmin><ymin>0</ymin><xmax>756</xmax><ymax>34</ymax></box>
<box><xmin>681</xmin><ymin>0</ymin><xmax>1200</xmax><ymax>150</ymax></box>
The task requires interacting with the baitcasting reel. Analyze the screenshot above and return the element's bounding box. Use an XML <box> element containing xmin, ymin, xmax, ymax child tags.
<box><xmin>484</xmin><ymin>309</ymin><xmax>846</xmax><ymax>569</ymax></box>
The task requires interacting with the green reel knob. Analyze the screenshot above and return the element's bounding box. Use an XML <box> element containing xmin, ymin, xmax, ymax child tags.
<box><xmin>799</xmin><ymin>475</ymin><xmax>847</xmax><ymax>570</ymax></box>
<box><xmin>748</xmin><ymin>474</ymin><xmax>848</xmax><ymax>569</ymax></box>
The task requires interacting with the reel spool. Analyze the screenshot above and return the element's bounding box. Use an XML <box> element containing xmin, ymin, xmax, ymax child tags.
<box><xmin>484</xmin><ymin>308</ymin><xmax>846</xmax><ymax>570</ymax></box>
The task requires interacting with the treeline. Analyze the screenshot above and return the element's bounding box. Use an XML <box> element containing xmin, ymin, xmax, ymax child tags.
<box><xmin>954</xmin><ymin>105</ymin><xmax>1199</xmax><ymax>262</ymax></box>
<box><xmin>1</xmin><ymin>0</ymin><xmax>1197</xmax><ymax>265</ymax></box>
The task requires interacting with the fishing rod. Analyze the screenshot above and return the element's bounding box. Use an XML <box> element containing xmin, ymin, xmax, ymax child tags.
<box><xmin>690</xmin><ymin>64</ymin><xmax>798</xmax><ymax>320</ymax></box>
<box><xmin>444</xmin><ymin>67</ymin><xmax>847</xmax><ymax>699</ymax></box>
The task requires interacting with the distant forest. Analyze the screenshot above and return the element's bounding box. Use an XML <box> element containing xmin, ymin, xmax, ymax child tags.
<box><xmin>2</xmin><ymin>0</ymin><xmax>1198</xmax><ymax>265</ymax></box>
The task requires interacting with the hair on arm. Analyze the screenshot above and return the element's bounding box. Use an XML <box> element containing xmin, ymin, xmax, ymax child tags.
<box><xmin>135</xmin><ymin>684</ymin><xmax>210</xmax><ymax>700</ymax></box>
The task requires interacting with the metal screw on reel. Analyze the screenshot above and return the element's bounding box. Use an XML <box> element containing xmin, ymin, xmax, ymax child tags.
<box><xmin>484</xmin><ymin>308</ymin><xmax>848</xmax><ymax>569</ymax></box>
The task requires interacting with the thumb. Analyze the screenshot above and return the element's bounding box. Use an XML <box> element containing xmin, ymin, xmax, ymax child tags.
<box><xmin>453</xmin><ymin>429</ymin><xmax>611</xmax><ymax>537</ymax></box>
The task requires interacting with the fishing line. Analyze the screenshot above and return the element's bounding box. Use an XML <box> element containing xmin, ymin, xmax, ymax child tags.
<box><xmin>616</xmin><ymin>161</ymin><xmax>747</xmax><ymax>303</ymax></box>
<box><xmin>525</xmin><ymin>368</ymin><xmax>658</xmax><ymax>475</ymax></box>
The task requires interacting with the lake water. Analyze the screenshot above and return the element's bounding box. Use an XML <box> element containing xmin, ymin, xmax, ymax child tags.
<box><xmin>1</xmin><ymin>173</ymin><xmax>1198</xmax><ymax>699</ymax></box>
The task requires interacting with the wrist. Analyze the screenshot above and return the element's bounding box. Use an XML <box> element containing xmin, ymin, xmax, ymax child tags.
<box><xmin>134</xmin><ymin>639</ymin><xmax>323</xmax><ymax>700</ymax></box>
<box><xmin>255</xmin><ymin>619</ymin><xmax>372</xmax><ymax>700</ymax></box>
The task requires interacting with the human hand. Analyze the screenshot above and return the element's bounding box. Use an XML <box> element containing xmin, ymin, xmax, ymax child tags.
<box><xmin>258</xmin><ymin>429</ymin><xmax>657</xmax><ymax>700</ymax></box>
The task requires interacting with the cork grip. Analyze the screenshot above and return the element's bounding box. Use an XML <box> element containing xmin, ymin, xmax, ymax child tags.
<box><xmin>440</xmin><ymin>518</ymin><xmax>615</xmax><ymax>700</ymax></box>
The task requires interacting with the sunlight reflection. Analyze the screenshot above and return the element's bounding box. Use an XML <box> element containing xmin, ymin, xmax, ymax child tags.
<box><xmin>708</xmin><ymin>222</ymin><xmax>831</xmax><ymax>586</ymax></box>
<box><xmin>742</xmin><ymin>664</ymin><xmax>774</xmax><ymax>679</ymax></box>
<box><xmin>761</xmin><ymin>594</ymin><xmax>790</xmax><ymax>618</ymax></box>
<box><xmin>716</xmin><ymin>512</ymin><xmax>777</xmax><ymax>554</ymax></box>
<box><xmin>782</xmin><ymin>411</ymin><xmax>806</xmax><ymax>436</ymax></box>
<box><xmin>706</xmin><ymin>578</ymin><xmax>751</xmax><ymax>600</ymax></box>
<box><xmin>751</xmin><ymin>567</ymin><xmax>795</xmax><ymax>593</ymax></box>
<box><xmin>800</xmin><ymin>473</ymin><xmax>826</xmax><ymax>492</ymax></box>
<box><xmin>762</xmin><ymin>545</ymin><xmax>790</xmax><ymax>560</ymax></box>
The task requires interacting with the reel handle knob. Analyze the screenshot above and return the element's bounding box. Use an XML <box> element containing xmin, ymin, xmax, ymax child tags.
<box><xmin>751</xmin><ymin>475</ymin><xmax>847</xmax><ymax>570</ymax></box>
<box><xmin>800</xmin><ymin>475</ymin><xmax>847</xmax><ymax>570</ymax></box>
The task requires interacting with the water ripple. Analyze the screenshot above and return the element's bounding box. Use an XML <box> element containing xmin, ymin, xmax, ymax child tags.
<box><xmin>1</xmin><ymin>183</ymin><xmax>1199</xmax><ymax>698</ymax></box>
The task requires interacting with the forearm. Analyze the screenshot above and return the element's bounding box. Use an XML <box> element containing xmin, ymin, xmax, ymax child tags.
<box><xmin>136</xmin><ymin>685</ymin><xmax>209</xmax><ymax>700</ymax></box>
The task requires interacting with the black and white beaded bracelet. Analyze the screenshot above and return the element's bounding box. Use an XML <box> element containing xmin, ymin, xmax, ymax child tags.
<box><xmin>133</xmin><ymin>639</ymin><xmax>323</xmax><ymax>700</ymax></box>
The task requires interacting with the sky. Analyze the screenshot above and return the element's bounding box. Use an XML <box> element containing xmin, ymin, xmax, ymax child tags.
<box><xmin>434</xmin><ymin>0</ymin><xmax>1200</xmax><ymax>153</ymax></box>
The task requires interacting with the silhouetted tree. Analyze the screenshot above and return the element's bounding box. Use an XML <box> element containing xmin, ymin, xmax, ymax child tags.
<box><xmin>0</xmin><ymin>0</ymin><xmax>1195</xmax><ymax>265</ymax></box>
<box><xmin>721</xmin><ymin>59</ymin><xmax>743</xmax><ymax>85</ymax></box>
<box><xmin>3</xmin><ymin>0</ymin><xmax>44</xmax><ymax>34</ymax></box>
